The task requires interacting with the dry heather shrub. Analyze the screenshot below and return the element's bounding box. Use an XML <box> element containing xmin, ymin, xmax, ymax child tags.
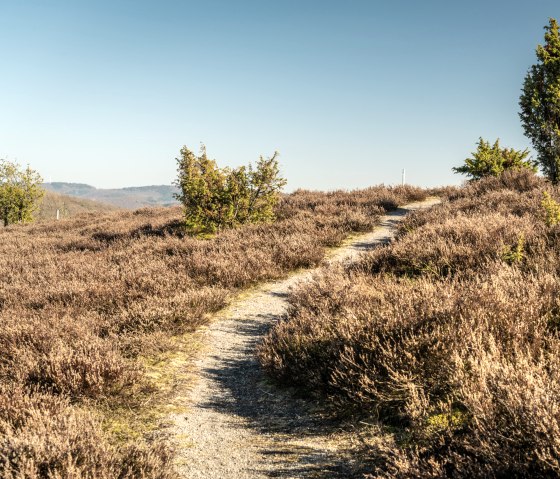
<box><xmin>450</xmin><ymin>168</ymin><xmax>543</xmax><ymax>199</ymax></box>
<box><xmin>259</xmin><ymin>271</ymin><xmax>456</xmax><ymax>420</ymax></box>
<box><xmin>260</xmin><ymin>268</ymin><xmax>559</xmax><ymax>411</ymax></box>
<box><xmin>399</xmin><ymin>187</ymin><xmax>548</xmax><ymax>237</ymax></box>
<box><xmin>259</xmin><ymin>170</ymin><xmax>560</xmax><ymax>477</ymax></box>
<box><xmin>365</xmin><ymin>212</ymin><xmax>543</xmax><ymax>277</ymax></box>
<box><xmin>0</xmin><ymin>389</ymin><xmax>175</xmax><ymax>479</ymax></box>
<box><xmin>426</xmin><ymin>185</ymin><xmax>461</xmax><ymax>198</ymax></box>
<box><xmin>0</xmin><ymin>313</ymin><xmax>137</xmax><ymax>397</ymax></box>
<box><xmin>446</xmin><ymin>335</ymin><xmax>560</xmax><ymax>477</ymax></box>
<box><xmin>0</xmin><ymin>185</ymin><xmax>425</xmax><ymax>477</ymax></box>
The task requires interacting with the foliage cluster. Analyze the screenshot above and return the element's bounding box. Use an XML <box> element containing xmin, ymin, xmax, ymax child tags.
<box><xmin>0</xmin><ymin>184</ymin><xmax>426</xmax><ymax>478</ymax></box>
<box><xmin>520</xmin><ymin>18</ymin><xmax>560</xmax><ymax>183</ymax></box>
<box><xmin>453</xmin><ymin>138</ymin><xmax>536</xmax><ymax>180</ymax></box>
<box><xmin>0</xmin><ymin>159</ymin><xmax>44</xmax><ymax>227</ymax></box>
<box><xmin>258</xmin><ymin>169</ymin><xmax>560</xmax><ymax>478</ymax></box>
<box><xmin>174</xmin><ymin>146</ymin><xmax>286</xmax><ymax>235</ymax></box>
<box><xmin>541</xmin><ymin>190</ymin><xmax>560</xmax><ymax>226</ymax></box>
<box><xmin>455</xmin><ymin>18</ymin><xmax>560</xmax><ymax>184</ymax></box>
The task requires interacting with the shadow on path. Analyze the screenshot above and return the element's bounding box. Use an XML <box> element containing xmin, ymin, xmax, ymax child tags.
<box><xmin>178</xmin><ymin>203</ymin><xmax>437</xmax><ymax>478</ymax></box>
<box><xmin>191</xmin><ymin>209</ymin><xmax>419</xmax><ymax>477</ymax></box>
<box><xmin>198</xmin><ymin>308</ymin><xmax>360</xmax><ymax>478</ymax></box>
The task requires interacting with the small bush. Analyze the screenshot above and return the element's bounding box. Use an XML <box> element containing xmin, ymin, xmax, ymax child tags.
<box><xmin>453</xmin><ymin>138</ymin><xmax>537</xmax><ymax>180</ymax></box>
<box><xmin>0</xmin><ymin>159</ymin><xmax>44</xmax><ymax>227</ymax></box>
<box><xmin>541</xmin><ymin>191</ymin><xmax>560</xmax><ymax>226</ymax></box>
<box><xmin>174</xmin><ymin>145</ymin><xmax>287</xmax><ymax>235</ymax></box>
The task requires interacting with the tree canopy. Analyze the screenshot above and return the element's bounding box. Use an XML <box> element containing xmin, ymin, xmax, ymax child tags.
<box><xmin>0</xmin><ymin>159</ymin><xmax>44</xmax><ymax>227</ymax></box>
<box><xmin>519</xmin><ymin>18</ymin><xmax>560</xmax><ymax>183</ymax></box>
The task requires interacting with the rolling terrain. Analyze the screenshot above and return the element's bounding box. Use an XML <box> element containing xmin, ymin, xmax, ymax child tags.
<box><xmin>43</xmin><ymin>182</ymin><xmax>179</xmax><ymax>209</ymax></box>
<box><xmin>0</xmin><ymin>184</ymin><xmax>427</xmax><ymax>478</ymax></box>
<box><xmin>8</xmin><ymin>172</ymin><xmax>559</xmax><ymax>478</ymax></box>
<box><xmin>37</xmin><ymin>190</ymin><xmax>120</xmax><ymax>221</ymax></box>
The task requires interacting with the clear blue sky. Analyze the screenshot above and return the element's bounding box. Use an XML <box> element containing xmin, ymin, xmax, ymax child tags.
<box><xmin>1</xmin><ymin>1</ymin><xmax>559</xmax><ymax>190</ymax></box>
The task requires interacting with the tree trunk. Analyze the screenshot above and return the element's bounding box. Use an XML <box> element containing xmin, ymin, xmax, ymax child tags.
<box><xmin>553</xmin><ymin>155</ymin><xmax>560</xmax><ymax>184</ymax></box>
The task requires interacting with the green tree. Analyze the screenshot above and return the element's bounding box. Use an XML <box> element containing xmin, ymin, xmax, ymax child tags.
<box><xmin>519</xmin><ymin>18</ymin><xmax>560</xmax><ymax>183</ymax></box>
<box><xmin>0</xmin><ymin>159</ymin><xmax>44</xmax><ymax>227</ymax></box>
<box><xmin>246</xmin><ymin>153</ymin><xmax>286</xmax><ymax>223</ymax></box>
<box><xmin>174</xmin><ymin>146</ymin><xmax>287</xmax><ymax>235</ymax></box>
<box><xmin>453</xmin><ymin>138</ymin><xmax>537</xmax><ymax>180</ymax></box>
<box><xmin>173</xmin><ymin>145</ymin><xmax>227</xmax><ymax>234</ymax></box>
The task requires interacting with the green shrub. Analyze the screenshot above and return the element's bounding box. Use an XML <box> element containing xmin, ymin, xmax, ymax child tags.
<box><xmin>173</xmin><ymin>145</ymin><xmax>287</xmax><ymax>235</ymax></box>
<box><xmin>541</xmin><ymin>191</ymin><xmax>560</xmax><ymax>226</ymax></box>
<box><xmin>0</xmin><ymin>159</ymin><xmax>44</xmax><ymax>227</ymax></box>
<box><xmin>502</xmin><ymin>234</ymin><xmax>525</xmax><ymax>264</ymax></box>
<box><xmin>453</xmin><ymin>138</ymin><xmax>537</xmax><ymax>180</ymax></box>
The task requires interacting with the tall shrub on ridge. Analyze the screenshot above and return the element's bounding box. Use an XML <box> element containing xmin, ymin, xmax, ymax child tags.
<box><xmin>453</xmin><ymin>138</ymin><xmax>536</xmax><ymax>180</ymax></box>
<box><xmin>174</xmin><ymin>145</ymin><xmax>286</xmax><ymax>235</ymax></box>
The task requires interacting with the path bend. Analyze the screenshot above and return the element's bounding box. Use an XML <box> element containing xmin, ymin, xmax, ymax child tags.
<box><xmin>171</xmin><ymin>198</ymin><xmax>440</xmax><ymax>479</ymax></box>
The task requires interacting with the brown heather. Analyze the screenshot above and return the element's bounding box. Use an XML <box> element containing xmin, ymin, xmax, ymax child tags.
<box><xmin>0</xmin><ymin>185</ymin><xmax>426</xmax><ymax>478</ymax></box>
<box><xmin>258</xmin><ymin>170</ymin><xmax>560</xmax><ymax>478</ymax></box>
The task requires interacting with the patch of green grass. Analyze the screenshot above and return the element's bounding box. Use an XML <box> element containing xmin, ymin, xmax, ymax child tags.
<box><xmin>98</xmin><ymin>331</ymin><xmax>205</xmax><ymax>445</ymax></box>
<box><xmin>424</xmin><ymin>408</ymin><xmax>469</xmax><ymax>437</ymax></box>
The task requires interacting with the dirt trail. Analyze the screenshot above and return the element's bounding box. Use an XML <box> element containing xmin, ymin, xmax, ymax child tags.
<box><xmin>170</xmin><ymin>198</ymin><xmax>440</xmax><ymax>479</ymax></box>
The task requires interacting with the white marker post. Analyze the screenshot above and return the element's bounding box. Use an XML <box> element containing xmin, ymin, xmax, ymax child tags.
<box><xmin>56</xmin><ymin>209</ymin><xmax>60</xmax><ymax>220</ymax></box>
<box><xmin>402</xmin><ymin>168</ymin><xmax>406</xmax><ymax>186</ymax></box>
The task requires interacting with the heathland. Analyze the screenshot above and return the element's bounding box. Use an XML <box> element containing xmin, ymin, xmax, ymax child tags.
<box><xmin>5</xmin><ymin>169</ymin><xmax>560</xmax><ymax>478</ymax></box>
<box><xmin>260</xmin><ymin>170</ymin><xmax>560</xmax><ymax>477</ymax></box>
<box><xmin>0</xmin><ymin>185</ymin><xmax>426</xmax><ymax>478</ymax></box>
<box><xmin>3</xmin><ymin>15</ymin><xmax>560</xmax><ymax>479</ymax></box>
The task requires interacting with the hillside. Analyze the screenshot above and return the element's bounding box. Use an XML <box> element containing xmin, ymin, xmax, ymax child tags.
<box><xmin>0</xmin><ymin>185</ymin><xmax>427</xmax><ymax>477</ymax></box>
<box><xmin>43</xmin><ymin>182</ymin><xmax>179</xmax><ymax>209</ymax></box>
<box><xmin>37</xmin><ymin>190</ymin><xmax>120</xmax><ymax>221</ymax></box>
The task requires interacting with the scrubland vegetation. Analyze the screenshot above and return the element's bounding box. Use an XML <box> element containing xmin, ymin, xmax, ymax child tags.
<box><xmin>3</xmin><ymin>14</ymin><xmax>559</xmax><ymax>479</ymax></box>
<box><xmin>0</xmin><ymin>185</ymin><xmax>425</xmax><ymax>478</ymax></box>
<box><xmin>259</xmin><ymin>170</ymin><xmax>560</xmax><ymax>478</ymax></box>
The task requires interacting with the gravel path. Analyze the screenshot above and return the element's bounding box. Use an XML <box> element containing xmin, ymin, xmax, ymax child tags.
<box><xmin>171</xmin><ymin>199</ymin><xmax>440</xmax><ymax>479</ymax></box>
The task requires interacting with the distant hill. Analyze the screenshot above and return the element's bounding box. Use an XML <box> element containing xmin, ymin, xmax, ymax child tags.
<box><xmin>37</xmin><ymin>190</ymin><xmax>120</xmax><ymax>221</ymax></box>
<box><xmin>43</xmin><ymin>182</ymin><xmax>179</xmax><ymax>209</ymax></box>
